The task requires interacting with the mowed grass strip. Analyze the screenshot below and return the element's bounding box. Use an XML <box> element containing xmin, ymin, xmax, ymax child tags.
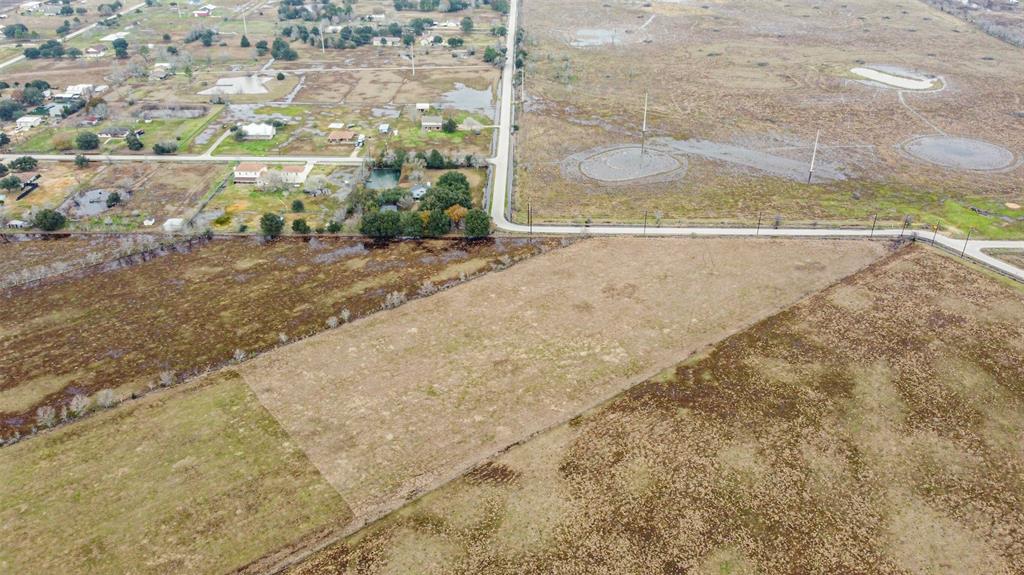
<box><xmin>289</xmin><ymin>247</ymin><xmax>1024</xmax><ymax>574</ymax></box>
<box><xmin>0</xmin><ymin>372</ymin><xmax>350</xmax><ymax>575</ymax></box>
<box><xmin>235</xmin><ymin>237</ymin><xmax>889</xmax><ymax>536</ymax></box>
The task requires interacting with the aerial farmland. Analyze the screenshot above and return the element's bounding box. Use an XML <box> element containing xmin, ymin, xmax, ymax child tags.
<box><xmin>1</xmin><ymin>0</ymin><xmax>1023</xmax><ymax>573</ymax></box>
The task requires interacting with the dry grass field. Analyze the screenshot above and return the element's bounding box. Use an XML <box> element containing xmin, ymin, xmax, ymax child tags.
<box><xmin>516</xmin><ymin>0</ymin><xmax>1024</xmax><ymax>237</ymax></box>
<box><xmin>290</xmin><ymin>246</ymin><xmax>1024</xmax><ymax>574</ymax></box>
<box><xmin>233</xmin><ymin>237</ymin><xmax>889</xmax><ymax>557</ymax></box>
<box><xmin>0</xmin><ymin>236</ymin><xmax>555</xmax><ymax>438</ymax></box>
<box><xmin>986</xmin><ymin>249</ymin><xmax>1024</xmax><ymax>269</ymax></box>
<box><xmin>0</xmin><ymin>234</ymin><xmax>162</xmax><ymax>288</ymax></box>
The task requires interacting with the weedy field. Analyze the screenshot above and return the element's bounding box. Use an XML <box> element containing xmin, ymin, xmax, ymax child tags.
<box><xmin>0</xmin><ymin>236</ymin><xmax>556</xmax><ymax>438</ymax></box>
<box><xmin>230</xmin><ymin>236</ymin><xmax>888</xmax><ymax>569</ymax></box>
<box><xmin>289</xmin><ymin>246</ymin><xmax>1024</xmax><ymax>574</ymax></box>
<box><xmin>516</xmin><ymin>0</ymin><xmax>1024</xmax><ymax>236</ymax></box>
<box><xmin>0</xmin><ymin>370</ymin><xmax>349</xmax><ymax>575</ymax></box>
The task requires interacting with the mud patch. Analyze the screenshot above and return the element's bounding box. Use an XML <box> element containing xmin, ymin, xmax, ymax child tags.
<box><xmin>901</xmin><ymin>135</ymin><xmax>1016</xmax><ymax>171</ymax></box>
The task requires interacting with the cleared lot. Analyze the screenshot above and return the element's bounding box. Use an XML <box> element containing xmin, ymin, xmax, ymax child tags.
<box><xmin>236</xmin><ymin>237</ymin><xmax>889</xmax><ymax>551</ymax></box>
<box><xmin>291</xmin><ymin>246</ymin><xmax>1024</xmax><ymax>574</ymax></box>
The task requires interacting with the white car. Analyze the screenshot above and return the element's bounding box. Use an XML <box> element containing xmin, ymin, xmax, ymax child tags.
<box><xmin>411</xmin><ymin>184</ymin><xmax>430</xmax><ymax>200</ymax></box>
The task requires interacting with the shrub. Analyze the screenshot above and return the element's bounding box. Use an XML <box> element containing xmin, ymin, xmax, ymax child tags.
<box><xmin>105</xmin><ymin>191</ymin><xmax>121</xmax><ymax>208</ymax></box>
<box><xmin>339</xmin><ymin>309</ymin><xmax>351</xmax><ymax>322</ymax></box>
<box><xmin>381</xmin><ymin>290</ymin><xmax>406</xmax><ymax>310</ymax></box>
<box><xmin>158</xmin><ymin>371</ymin><xmax>175</xmax><ymax>387</ymax></box>
<box><xmin>125</xmin><ymin>131</ymin><xmax>143</xmax><ymax>150</ymax></box>
<box><xmin>9</xmin><ymin>155</ymin><xmax>38</xmax><ymax>171</ymax></box>
<box><xmin>399</xmin><ymin>211</ymin><xmax>423</xmax><ymax>237</ymax></box>
<box><xmin>291</xmin><ymin>218</ymin><xmax>310</xmax><ymax>234</ymax></box>
<box><xmin>36</xmin><ymin>405</ymin><xmax>56</xmax><ymax>428</ymax></box>
<box><xmin>95</xmin><ymin>388</ymin><xmax>118</xmax><ymax>408</ymax></box>
<box><xmin>69</xmin><ymin>394</ymin><xmax>91</xmax><ymax>417</ymax></box>
<box><xmin>276</xmin><ymin>71</ymin><xmax>285</xmax><ymax>81</ymax></box>
<box><xmin>326</xmin><ymin>220</ymin><xmax>342</xmax><ymax>233</ymax></box>
<box><xmin>260</xmin><ymin>212</ymin><xmax>284</xmax><ymax>238</ymax></box>
<box><xmin>74</xmin><ymin>154</ymin><xmax>89</xmax><ymax>168</ymax></box>
<box><xmin>325</xmin><ymin>316</ymin><xmax>339</xmax><ymax>329</ymax></box>
<box><xmin>291</xmin><ymin>199</ymin><xmax>304</xmax><ymax>212</ymax></box>
<box><xmin>233</xmin><ymin>349</ymin><xmax>247</xmax><ymax>362</ymax></box>
<box><xmin>152</xmin><ymin>141</ymin><xmax>177</xmax><ymax>154</ymax></box>
<box><xmin>240</xmin><ymin>34</ymin><xmax>250</xmax><ymax>47</ymax></box>
<box><xmin>464</xmin><ymin>209</ymin><xmax>491</xmax><ymax>238</ymax></box>
<box><xmin>0</xmin><ymin>175</ymin><xmax>21</xmax><ymax>191</ymax></box>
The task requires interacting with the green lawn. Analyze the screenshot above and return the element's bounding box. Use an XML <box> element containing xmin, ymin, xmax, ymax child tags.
<box><xmin>212</xmin><ymin>126</ymin><xmax>294</xmax><ymax>156</ymax></box>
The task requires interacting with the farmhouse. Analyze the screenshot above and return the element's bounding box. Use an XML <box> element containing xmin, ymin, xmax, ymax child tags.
<box><xmin>98</xmin><ymin>127</ymin><xmax>132</xmax><ymax>138</ymax></box>
<box><xmin>53</xmin><ymin>84</ymin><xmax>94</xmax><ymax>100</ymax></box>
<box><xmin>234</xmin><ymin>162</ymin><xmax>268</xmax><ymax>183</ymax></box>
<box><xmin>378</xmin><ymin>123</ymin><xmax>391</xmax><ymax>134</ymax></box>
<box><xmin>84</xmin><ymin>45</ymin><xmax>107</xmax><ymax>58</ymax></box>
<box><xmin>240</xmin><ymin>123</ymin><xmax>276</xmax><ymax>140</ymax></box>
<box><xmin>421</xmin><ymin>116</ymin><xmax>444</xmax><ymax>131</ymax></box>
<box><xmin>45</xmin><ymin>103</ymin><xmax>67</xmax><ymax>118</ymax></box>
<box><xmin>415</xmin><ymin>103</ymin><xmax>431</xmax><ymax>112</ymax></box>
<box><xmin>327</xmin><ymin>130</ymin><xmax>358</xmax><ymax>145</ymax></box>
<box><xmin>5</xmin><ymin>219</ymin><xmax>30</xmax><ymax>229</ymax></box>
<box><xmin>279</xmin><ymin>165</ymin><xmax>308</xmax><ymax>185</ymax></box>
<box><xmin>372</xmin><ymin>36</ymin><xmax>402</xmax><ymax>47</ymax></box>
<box><xmin>15</xmin><ymin>116</ymin><xmax>44</xmax><ymax>130</ymax></box>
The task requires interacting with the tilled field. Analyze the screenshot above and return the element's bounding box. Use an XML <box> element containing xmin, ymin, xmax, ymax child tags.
<box><xmin>0</xmin><ymin>236</ymin><xmax>556</xmax><ymax>438</ymax></box>
<box><xmin>290</xmin><ymin>246</ymin><xmax>1024</xmax><ymax>574</ymax></box>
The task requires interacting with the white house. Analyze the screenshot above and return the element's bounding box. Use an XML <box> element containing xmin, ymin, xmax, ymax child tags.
<box><xmin>84</xmin><ymin>45</ymin><xmax>107</xmax><ymax>58</ymax></box>
<box><xmin>415</xmin><ymin>103</ymin><xmax>431</xmax><ymax>112</ymax></box>
<box><xmin>233</xmin><ymin>162</ymin><xmax>267</xmax><ymax>183</ymax></box>
<box><xmin>378</xmin><ymin>123</ymin><xmax>391</xmax><ymax>134</ymax></box>
<box><xmin>240</xmin><ymin>122</ymin><xmax>275</xmax><ymax>140</ymax></box>
<box><xmin>53</xmin><ymin>84</ymin><xmax>94</xmax><ymax>100</ymax></box>
<box><xmin>278</xmin><ymin>165</ymin><xmax>307</xmax><ymax>185</ymax></box>
<box><xmin>192</xmin><ymin>4</ymin><xmax>215</xmax><ymax>16</ymax></box>
<box><xmin>6</xmin><ymin>219</ymin><xmax>31</xmax><ymax>229</ymax></box>
<box><xmin>421</xmin><ymin>115</ymin><xmax>443</xmax><ymax>131</ymax></box>
<box><xmin>16</xmin><ymin>116</ymin><xmax>44</xmax><ymax>130</ymax></box>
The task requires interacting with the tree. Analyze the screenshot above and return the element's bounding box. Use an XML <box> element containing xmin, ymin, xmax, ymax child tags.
<box><xmin>3</xmin><ymin>23</ymin><xmax>30</xmax><ymax>39</ymax></box>
<box><xmin>34</xmin><ymin>209</ymin><xmax>67</xmax><ymax>231</ymax></box>
<box><xmin>421</xmin><ymin>184</ymin><xmax>471</xmax><ymax>212</ymax></box>
<box><xmin>483</xmin><ymin>46</ymin><xmax>499</xmax><ymax>63</ymax></box>
<box><xmin>326</xmin><ymin>220</ymin><xmax>342</xmax><ymax>233</ymax></box>
<box><xmin>276</xmin><ymin>71</ymin><xmax>285</xmax><ymax>81</ymax></box>
<box><xmin>125</xmin><ymin>131</ymin><xmax>143</xmax><ymax>150</ymax></box>
<box><xmin>260</xmin><ymin>212</ymin><xmax>285</xmax><ymax>238</ymax></box>
<box><xmin>0</xmin><ymin>133</ymin><xmax>9</xmax><ymax>148</ymax></box>
<box><xmin>255</xmin><ymin>39</ymin><xmax>269</xmax><ymax>56</ymax></box>
<box><xmin>464</xmin><ymin>208</ymin><xmax>491</xmax><ymax>238</ymax></box>
<box><xmin>436</xmin><ymin>170</ymin><xmax>469</xmax><ymax>192</ymax></box>
<box><xmin>240</xmin><ymin>34</ymin><xmax>250</xmax><ymax>47</ymax></box>
<box><xmin>442</xmin><ymin>117</ymin><xmax>457</xmax><ymax>133</ymax></box>
<box><xmin>291</xmin><ymin>218</ymin><xmax>310</xmax><ymax>234</ymax></box>
<box><xmin>21</xmin><ymin>86</ymin><xmax>44</xmax><ymax>106</ymax></box>
<box><xmin>447</xmin><ymin>37</ymin><xmax>464</xmax><ymax>48</ymax></box>
<box><xmin>112</xmin><ymin>37</ymin><xmax>129</xmax><ymax>58</ymax></box>
<box><xmin>74</xmin><ymin>154</ymin><xmax>89</xmax><ymax>168</ymax></box>
<box><xmin>9</xmin><ymin>156</ymin><xmax>38</xmax><ymax>171</ymax></box>
<box><xmin>162</xmin><ymin>33</ymin><xmax>171</xmax><ymax>42</ymax></box>
<box><xmin>426</xmin><ymin>148</ymin><xmax>445</xmax><ymax>169</ymax></box>
<box><xmin>0</xmin><ymin>175</ymin><xmax>20</xmax><ymax>191</ymax></box>
<box><xmin>75</xmin><ymin>131</ymin><xmax>100</xmax><ymax>150</ymax></box>
<box><xmin>445</xmin><ymin>204</ymin><xmax>468</xmax><ymax>226</ymax></box>
<box><xmin>400</xmin><ymin>211</ymin><xmax>423</xmax><ymax>237</ymax></box>
<box><xmin>291</xmin><ymin>199</ymin><xmax>305</xmax><ymax>212</ymax></box>
<box><xmin>0</xmin><ymin>163</ymin><xmax>7</xmax><ymax>176</ymax></box>
<box><xmin>271</xmin><ymin>37</ymin><xmax>298</xmax><ymax>60</ymax></box>
<box><xmin>423</xmin><ymin>209</ymin><xmax>451</xmax><ymax>237</ymax></box>
<box><xmin>460</xmin><ymin>16</ymin><xmax>473</xmax><ymax>33</ymax></box>
<box><xmin>0</xmin><ymin>100</ymin><xmax>23</xmax><ymax>121</ymax></box>
<box><xmin>359</xmin><ymin>210</ymin><xmax>401</xmax><ymax>238</ymax></box>
<box><xmin>106</xmin><ymin>191</ymin><xmax>121</xmax><ymax>208</ymax></box>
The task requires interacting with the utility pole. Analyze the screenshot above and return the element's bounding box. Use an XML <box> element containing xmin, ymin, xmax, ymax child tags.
<box><xmin>320</xmin><ymin>20</ymin><xmax>326</xmax><ymax>54</ymax></box>
<box><xmin>960</xmin><ymin>228</ymin><xmax>973</xmax><ymax>259</ymax></box>
<box><xmin>243</xmin><ymin>11</ymin><xmax>248</xmax><ymax>37</ymax></box>
<box><xmin>643</xmin><ymin>210</ymin><xmax>648</xmax><ymax>235</ymax></box>
<box><xmin>640</xmin><ymin>92</ymin><xmax>649</xmax><ymax>157</ymax></box>
<box><xmin>807</xmin><ymin>129</ymin><xmax>820</xmax><ymax>184</ymax></box>
<box><xmin>756</xmin><ymin>212</ymin><xmax>762</xmax><ymax>236</ymax></box>
<box><xmin>870</xmin><ymin>214</ymin><xmax>877</xmax><ymax>238</ymax></box>
<box><xmin>411</xmin><ymin>45</ymin><xmax>415</xmax><ymax>77</ymax></box>
<box><xmin>932</xmin><ymin>223</ymin><xmax>939</xmax><ymax>244</ymax></box>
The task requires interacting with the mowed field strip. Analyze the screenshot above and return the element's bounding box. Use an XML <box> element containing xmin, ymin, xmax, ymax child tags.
<box><xmin>290</xmin><ymin>247</ymin><xmax>1024</xmax><ymax>574</ymax></box>
<box><xmin>236</xmin><ymin>237</ymin><xmax>890</xmax><ymax>536</ymax></box>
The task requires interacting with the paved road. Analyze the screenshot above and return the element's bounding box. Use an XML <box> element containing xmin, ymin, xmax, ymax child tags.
<box><xmin>0</xmin><ymin>2</ymin><xmax>147</xmax><ymax>70</ymax></box>
<box><xmin>486</xmin><ymin>0</ymin><xmax>1024</xmax><ymax>282</ymax></box>
<box><xmin>0</xmin><ymin>153</ymin><xmax>366</xmax><ymax>166</ymax></box>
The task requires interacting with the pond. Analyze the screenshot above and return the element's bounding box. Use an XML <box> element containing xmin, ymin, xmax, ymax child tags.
<box><xmin>366</xmin><ymin>169</ymin><xmax>400</xmax><ymax>190</ymax></box>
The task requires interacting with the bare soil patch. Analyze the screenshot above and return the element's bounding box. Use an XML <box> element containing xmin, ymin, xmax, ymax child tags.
<box><xmin>236</xmin><ymin>237</ymin><xmax>889</xmax><ymax>545</ymax></box>
<box><xmin>290</xmin><ymin>247</ymin><xmax>1024</xmax><ymax>574</ymax></box>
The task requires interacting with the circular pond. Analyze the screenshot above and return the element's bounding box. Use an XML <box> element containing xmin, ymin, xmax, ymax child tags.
<box><xmin>902</xmin><ymin>136</ymin><xmax>1015</xmax><ymax>171</ymax></box>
